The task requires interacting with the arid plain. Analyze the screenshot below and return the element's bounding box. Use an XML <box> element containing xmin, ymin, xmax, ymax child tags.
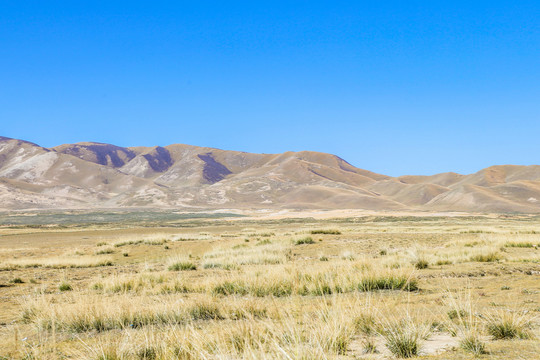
<box><xmin>1</xmin><ymin>211</ymin><xmax>539</xmax><ymax>359</ymax></box>
<box><xmin>3</xmin><ymin>1</ymin><xmax>539</xmax><ymax>358</ymax></box>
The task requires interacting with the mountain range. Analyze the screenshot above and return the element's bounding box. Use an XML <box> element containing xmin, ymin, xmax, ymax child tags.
<box><xmin>1</xmin><ymin>136</ymin><xmax>539</xmax><ymax>213</ymax></box>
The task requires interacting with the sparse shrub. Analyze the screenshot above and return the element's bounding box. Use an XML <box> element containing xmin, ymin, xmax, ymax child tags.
<box><xmin>168</xmin><ymin>261</ymin><xmax>196</xmax><ymax>271</ymax></box>
<box><xmin>189</xmin><ymin>303</ymin><xmax>223</xmax><ymax>321</ymax></box>
<box><xmin>505</xmin><ymin>242</ymin><xmax>534</xmax><ymax>248</ymax></box>
<box><xmin>123</xmin><ymin>252</ymin><xmax>129</xmax><ymax>257</ymax></box>
<box><xmin>501</xmin><ymin>285</ymin><xmax>510</xmax><ymax>290</ymax></box>
<box><xmin>461</xmin><ymin>230</ymin><xmax>491</xmax><ymax>234</ymax></box>
<box><xmin>212</xmin><ymin>281</ymin><xmax>248</xmax><ymax>296</ymax></box>
<box><xmin>164</xmin><ymin>245</ymin><xmax>169</xmax><ymax>250</ymax></box>
<box><xmin>311</xmin><ymin>283</ymin><xmax>333</xmax><ymax>296</ymax></box>
<box><xmin>518</xmin><ymin>230</ymin><xmax>540</xmax><ymax>234</ymax></box>
<box><xmin>319</xmin><ymin>255</ymin><xmax>329</xmax><ymax>261</ymax></box>
<box><xmin>114</xmin><ymin>240</ymin><xmax>142</xmax><ymax>247</ymax></box>
<box><xmin>414</xmin><ymin>259</ymin><xmax>429</xmax><ymax>269</ymax></box>
<box><xmin>114</xmin><ymin>239</ymin><xmax>166</xmax><ymax>247</ymax></box>
<box><xmin>97</xmin><ymin>260</ymin><xmax>114</xmax><ymax>267</ymax></box>
<box><xmin>10</xmin><ymin>277</ymin><xmax>24</xmax><ymax>284</ymax></box>
<box><xmin>109</xmin><ymin>280</ymin><xmax>134</xmax><ymax>293</ymax></box>
<box><xmin>436</xmin><ymin>259</ymin><xmax>452</xmax><ymax>265</ymax></box>
<box><xmin>382</xmin><ymin>320</ymin><xmax>427</xmax><ymax>358</ymax></box>
<box><xmin>358</xmin><ymin>275</ymin><xmax>418</xmax><ymax>292</ymax></box>
<box><xmin>92</xmin><ymin>282</ymin><xmax>104</xmax><ymax>291</ymax></box>
<box><xmin>96</xmin><ymin>242</ymin><xmax>108</xmax><ymax>247</ymax></box>
<box><xmin>294</xmin><ymin>237</ymin><xmax>315</xmax><ymax>245</ymax></box>
<box><xmin>95</xmin><ymin>247</ymin><xmax>114</xmax><ymax>255</ymax></box>
<box><xmin>486</xmin><ymin>312</ymin><xmax>532</xmax><ymax>340</ymax></box>
<box><xmin>220</xmin><ymin>233</ymin><xmax>237</xmax><ymax>238</ymax></box>
<box><xmin>379</xmin><ymin>249</ymin><xmax>387</xmax><ymax>256</ymax></box>
<box><xmin>311</xmin><ymin>229</ymin><xmax>341</xmax><ymax>235</ymax></box>
<box><xmin>160</xmin><ymin>281</ymin><xmax>191</xmax><ymax>294</ymax></box>
<box><xmin>59</xmin><ymin>281</ymin><xmax>72</xmax><ymax>291</ymax></box>
<box><xmin>470</xmin><ymin>252</ymin><xmax>502</xmax><ymax>262</ymax></box>
<box><xmin>460</xmin><ymin>332</ymin><xmax>487</xmax><ymax>355</ymax></box>
<box><xmin>204</xmin><ymin>262</ymin><xmax>238</xmax><ymax>270</ymax></box>
<box><xmin>252</xmin><ymin>280</ymin><xmax>293</xmax><ymax>297</ymax></box>
<box><xmin>268</xmin><ymin>281</ymin><xmax>294</xmax><ymax>297</ymax></box>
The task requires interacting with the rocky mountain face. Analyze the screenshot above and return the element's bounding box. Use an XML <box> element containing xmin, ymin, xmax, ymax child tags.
<box><xmin>1</xmin><ymin>136</ymin><xmax>539</xmax><ymax>212</ymax></box>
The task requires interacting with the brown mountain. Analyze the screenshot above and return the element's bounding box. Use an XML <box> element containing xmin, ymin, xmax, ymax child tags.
<box><xmin>1</xmin><ymin>136</ymin><xmax>539</xmax><ymax>212</ymax></box>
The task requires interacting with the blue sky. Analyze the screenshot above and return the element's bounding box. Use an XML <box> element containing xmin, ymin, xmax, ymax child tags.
<box><xmin>1</xmin><ymin>1</ymin><xmax>539</xmax><ymax>176</ymax></box>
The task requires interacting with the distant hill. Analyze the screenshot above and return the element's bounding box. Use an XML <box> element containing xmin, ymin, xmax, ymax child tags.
<box><xmin>1</xmin><ymin>136</ymin><xmax>539</xmax><ymax>212</ymax></box>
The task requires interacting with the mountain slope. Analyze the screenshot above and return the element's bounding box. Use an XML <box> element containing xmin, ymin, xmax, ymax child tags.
<box><xmin>1</xmin><ymin>136</ymin><xmax>539</xmax><ymax>212</ymax></box>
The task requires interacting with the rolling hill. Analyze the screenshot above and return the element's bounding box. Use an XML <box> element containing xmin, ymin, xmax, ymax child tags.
<box><xmin>1</xmin><ymin>136</ymin><xmax>539</xmax><ymax>212</ymax></box>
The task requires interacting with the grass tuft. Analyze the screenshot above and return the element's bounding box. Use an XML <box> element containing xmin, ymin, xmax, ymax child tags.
<box><xmin>189</xmin><ymin>303</ymin><xmax>224</xmax><ymax>321</ymax></box>
<box><xmin>59</xmin><ymin>281</ymin><xmax>72</xmax><ymax>292</ymax></box>
<box><xmin>310</xmin><ymin>229</ymin><xmax>341</xmax><ymax>235</ymax></box>
<box><xmin>414</xmin><ymin>259</ymin><xmax>429</xmax><ymax>269</ymax></box>
<box><xmin>95</xmin><ymin>247</ymin><xmax>115</xmax><ymax>255</ymax></box>
<box><xmin>358</xmin><ymin>275</ymin><xmax>418</xmax><ymax>292</ymax></box>
<box><xmin>486</xmin><ymin>311</ymin><xmax>532</xmax><ymax>340</ymax></box>
<box><xmin>460</xmin><ymin>332</ymin><xmax>487</xmax><ymax>355</ymax></box>
<box><xmin>294</xmin><ymin>236</ymin><xmax>315</xmax><ymax>245</ymax></box>
<box><xmin>382</xmin><ymin>320</ymin><xmax>427</xmax><ymax>358</ymax></box>
<box><xmin>470</xmin><ymin>252</ymin><xmax>502</xmax><ymax>262</ymax></box>
<box><xmin>168</xmin><ymin>261</ymin><xmax>197</xmax><ymax>271</ymax></box>
<box><xmin>505</xmin><ymin>241</ymin><xmax>535</xmax><ymax>248</ymax></box>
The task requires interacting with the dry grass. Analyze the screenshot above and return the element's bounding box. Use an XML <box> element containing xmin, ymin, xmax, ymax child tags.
<box><xmin>0</xmin><ymin>255</ymin><xmax>114</xmax><ymax>270</ymax></box>
<box><xmin>1</xmin><ymin>214</ymin><xmax>540</xmax><ymax>359</ymax></box>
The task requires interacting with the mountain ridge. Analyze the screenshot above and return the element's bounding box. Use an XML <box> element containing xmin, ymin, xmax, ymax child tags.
<box><xmin>1</xmin><ymin>136</ymin><xmax>539</xmax><ymax>212</ymax></box>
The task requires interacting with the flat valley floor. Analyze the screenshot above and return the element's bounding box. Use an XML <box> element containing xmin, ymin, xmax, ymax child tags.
<box><xmin>0</xmin><ymin>211</ymin><xmax>539</xmax><ymax>359</ymax></box>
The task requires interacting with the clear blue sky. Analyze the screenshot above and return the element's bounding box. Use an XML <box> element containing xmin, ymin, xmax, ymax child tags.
<box><xmin>1</xmin><ymin>1</ymin><xmax>539</xmax><ymax>176</ymax></box>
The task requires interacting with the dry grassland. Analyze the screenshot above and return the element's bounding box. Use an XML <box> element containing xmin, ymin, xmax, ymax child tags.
<box><xmin>0</xmin><ymin>214</ymin><xmax>539</xmax><ymax>359</ymax></box>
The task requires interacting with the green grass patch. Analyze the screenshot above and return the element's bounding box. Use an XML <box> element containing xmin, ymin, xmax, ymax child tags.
<box><xmin>310</xmin><ymin>229</ymin><xmax>341</xmax><ymax>235</ymax></box>
<box><xmin>168</xmin><ymin>261</ymin><xmax>197</xmax><ymax>271</ymax></box>
<box><xmin>505</xmin><ymin>242</ymin><xmax>536</xmax><ymax>248</ymax></box>
<box><xmin>470</xmin><ymin>252</ymin><xmax>502</xmax><ymax>262</ymax></box>
<box><xmin>59</xmin><ymin>282</ymin><xmax>72</xmax><ymax>292</ymax></box>
<box><xmin>294</xmin><ymin>236</ymin><xmax>315</xmax><ymax>245</ymax></box>
<box><xmin>358</xmin><ymin>276</ymin><xmax>418</xmax><ymax>292</ymax></box>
